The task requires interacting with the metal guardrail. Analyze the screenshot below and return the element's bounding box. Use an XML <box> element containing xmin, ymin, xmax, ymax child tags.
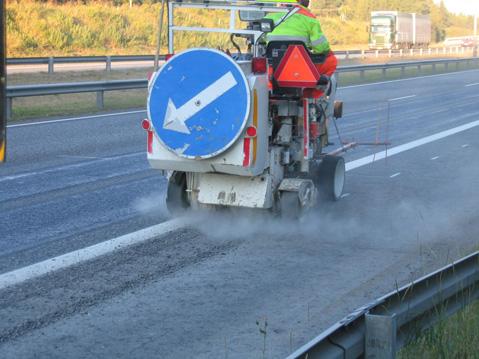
<box><xmin>5</xmin><ymin>57</ymin><xmax>479</xmax><ymax>120</ymax></box>
<box><xmin>7</xmin><ymin>47</ymin><xmax>475</xmax><ymax>74</ymax></box>
<box><xmin>287</xmin><ymin>251</ymin><xmax>479</xmax><ymax>359</ymax></box>
<box><xmin>6</xmin><ymin>79</ymin><xmax>147</xmax><ymax>119</ymax></box>
<box><xmin>7</xmin><ymin>55</ymin><xmax>165</xmax><ymax>74</ymax></box>
<box><xmin>336</xmin><ymin>57</ymin><xmax>479</xmax><ymax>81</ymax></box>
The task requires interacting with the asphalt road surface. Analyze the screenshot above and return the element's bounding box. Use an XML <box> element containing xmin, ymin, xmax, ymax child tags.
<box><xmin>0</xmin><ymin>69</ymin><xmax>478</xmax><ymax>358</ymax></box>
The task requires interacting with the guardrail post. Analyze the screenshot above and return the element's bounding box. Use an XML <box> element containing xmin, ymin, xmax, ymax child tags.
<box><xmin>6</xmin><ymin>97</ymin><xmax>12</xmax><ymax>121</ymax></box>
<box><xmin>360</xmin><ymin>69</ymin><xmax>365</xmax><ymax>80</ymax></box>
<box><xmin>445</xmin><ymin>62</ymin><xmax>449</xmax><ymax>71</ymax></box>
<box><xmin>399</xmin><ymin>49</ymin><xmax>403</xmax><ymax>57</ymax></box>
<box><xmin>382</xmin><ymin>68</ymin><xmax>386</xmax><ymax>79</ymax></box>
<box><xmin>417</xmin><ymin>64</ymin><xmax>421</xmax><ymax>74</ymax></box>
<box><xmin>106</xmin><ymin>56</ymin><xmax>112</xmax><ymax>72</ymax></box>
<box><xmin>410</xmin><ymin>49</ymin><xmax>413</xmax><ymax>56</ymax></box>
<box><xmin>432</xmin><ymin>63</ymin><xmax>436</xmax><ymax>73</ymax></box>
<box><xmin>96</xmin><ymin>91</ymin><xmax>104</xmax><ymax>109</ymax></box>
<box><xmin>400</xmin><ymin>66</ymin><xmax>405</xmax><ymax>78</ymax></box>
<box><xmin>48</xmin><ymin>57</ymin><xmax>54</xmax><ymax>74</ymax></box>
<box><xmin>388</xmin><ymin>49</ymin><xmax>392</xmax><ymax>58</ymax></box>
<box><xmin>362</xmin><ymin>50</ymin><xmax>365</xmax><ymax>59</ymax></box>
<box><xmin>365</xmin><ymin>313</ymin><xmax>397</xmax><ymax>359</ymax></box>
<box><xmin>456</xmin><ymin>61</ymin><xmax>460</xmax><ymax>71</ymax></box>
<box><xmin>443</xmin><ymin>47</ymin><xmax>447</xmax><ymax>55</ymax></box>
<box><xmin>428</xmin><ymin>48</ymin><xmax>431</xmax><ymax>56</ymax></box>
<box><xmin>375</xmin><ymin>50</ymin><xmax>379</xmax><ymax>58</ymax></box>
<box><xmin>345</xmin><ymin>51</ymin><xmax>349</xmax><ymax>60</ymax></box>
<box><xmin>420</xmin><ymin>48</ymin><xmax>423</xmax><ymax>57</ymax></box>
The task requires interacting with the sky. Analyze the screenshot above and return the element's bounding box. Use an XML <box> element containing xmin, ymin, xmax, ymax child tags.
<box><xmin>434</xmin><ymin>0</ymin><xmax>479</xmax><ymax>15</ymax></box>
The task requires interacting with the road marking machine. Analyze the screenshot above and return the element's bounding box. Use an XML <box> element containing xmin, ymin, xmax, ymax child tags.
<box><xmin>142</xmin><ymin>0</ymin><xmax>349</xmax><ymax>217</ymax></box>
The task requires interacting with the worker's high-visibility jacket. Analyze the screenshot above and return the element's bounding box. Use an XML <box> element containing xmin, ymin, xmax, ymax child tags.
<box><xmin>265</xmin><ymin>5</ymin><xmax>330</xmax><ymax>54</ymax></box>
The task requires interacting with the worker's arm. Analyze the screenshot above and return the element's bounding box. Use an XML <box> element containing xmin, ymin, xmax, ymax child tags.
<box><xmin>308</xmin><ymin>20</ymin><xmax>330</xmax><ymax>54</ymax></box>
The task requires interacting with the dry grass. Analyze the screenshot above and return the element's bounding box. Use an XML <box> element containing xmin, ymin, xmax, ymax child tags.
<box><xmin>399</xmin><ymin>300</ymin><xmax>479</xmax><ymax>358</ymax></box>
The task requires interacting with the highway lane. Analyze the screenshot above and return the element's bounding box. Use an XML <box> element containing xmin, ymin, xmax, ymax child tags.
<box><xmin>1</xmin><ymin>68</ymin><xmax>478</xmax><ymax>270</ymax></box>
<box><xmin>0</xmin><ymin>109</ymin><xmax>170</xmax><ymax>272</ymax></box>
<box><xmin>0</xmin><ymin>69</ymin><xmax>478</xmax><ymax>357</ymax></box>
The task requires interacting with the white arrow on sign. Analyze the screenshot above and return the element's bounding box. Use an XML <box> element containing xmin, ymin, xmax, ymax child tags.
<box><xmin>163</xmin><ymin>71</ymin><xmax>238</xmax><ymax>134</ymax></box>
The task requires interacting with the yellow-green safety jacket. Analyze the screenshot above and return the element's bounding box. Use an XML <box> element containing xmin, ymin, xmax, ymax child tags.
<box><xmin>265</xmin><ymin>5</ymin><xmax>330</xmax><ymax>54</ymax></box>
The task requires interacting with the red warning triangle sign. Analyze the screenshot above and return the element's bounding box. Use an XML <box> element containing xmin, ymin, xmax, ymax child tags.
<box><xmin>274</xmin><ymin>45</ymin><xmax>321</xmax><ymax>88</ymax></box>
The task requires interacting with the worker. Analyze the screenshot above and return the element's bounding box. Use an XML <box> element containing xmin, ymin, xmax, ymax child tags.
<box><xmin>265</xmin><ymin>0</ymin><xmax>338</xmax><ymax>149</ymax></box>
<box><xmin>265</xmin><ymin>0</ymin><xmax>338</xmax><ymax>77</ymax></box>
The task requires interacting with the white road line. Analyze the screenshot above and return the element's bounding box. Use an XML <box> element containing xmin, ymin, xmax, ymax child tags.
<box><xmin>390</xmin><ymin>172</ymin><xmax>401</xmax><ymax>178</ymax></box>
<box><xmin>388</xmin><ymin>95</ymin><xmax>416</xmax><ymax>102</ymax></box>
<box><xmin>431</xmin><ymin>156</ymin><xmax>440</xmax><ymax>160</ymax></box>
<box><xmin>462</xmin><ymin>144</ymin><xmax>470</xmax><ymax>148</ymax></box>
<box><xmin>57</xmin><ymin>155</ymin><xmax>99</xmax><ymax>160</ymax></box>
<box><xmin>465</xmin><ymin>83</ymin><xmax>479</xmax><ymax>87</ymax></box>
<box><xmin>2</xmin><ymin>118</ymin><xmax>479</xmax><ymax>290</ymax></box>
<box><xmin>0</xmin><ymin>151</ymin><xmax>143</xmax><ymax>183</ymax></box>
<box><xmin>340</xmin><ymin>69</ymin><xmax>479</xmax><ymax>90</ymax></box>
<box><xmin>346</xmin><ymin>119</ymin><xmax>479</xmax><ymax>171</ymax></box>
<box><xmin>0</xmin><ymin>218</ymin><xmax>186</xmax><ymax>291</ymax></box>
<box><xmin>7</xmin><ymin>110</ymin><xmax>147</xmax><ymax>128</ymax></box>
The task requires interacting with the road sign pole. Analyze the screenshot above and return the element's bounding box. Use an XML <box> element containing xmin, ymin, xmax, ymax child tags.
<box><xmin>475</xmin><ymin>14</ymin><xmax>477</xmax><ymax>37</ymax></box>
<box><xmin>1</xmin><ymin>0</ymin><xmax>7</xmax><ymax>163</ymax></box>
<box><xmin>474</xmin><ymin>14</ymin><xmax>478</xmax><ymax>58</ymax></box>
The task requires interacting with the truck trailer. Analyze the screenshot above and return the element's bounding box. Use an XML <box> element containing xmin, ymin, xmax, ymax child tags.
<box><xmin>369</xmin><ymin>11</ymin><xmax>431</xmax><ymax>50</ymax></box>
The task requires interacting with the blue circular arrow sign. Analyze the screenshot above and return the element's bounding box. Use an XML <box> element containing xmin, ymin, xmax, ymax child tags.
<box><xmin>148</xmin><ymin>48</ymin><xmax>251</xmax><ymax>159</ymax></box>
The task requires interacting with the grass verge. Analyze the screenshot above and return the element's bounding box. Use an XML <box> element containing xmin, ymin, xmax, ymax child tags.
<box><xmin>398</xmin><ymin>300</ymin><xmax>479</xmax><ymax>358</ymax></box>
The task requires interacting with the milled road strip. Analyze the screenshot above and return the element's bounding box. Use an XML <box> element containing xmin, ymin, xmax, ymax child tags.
<box><xmin>1</xmin><ymin>118</ymin><xmax>479</xmax><ymax>290</ymax></box>
<box><xmin>0</xmin><ymin>218</ymin><xmax>186</xmax><ymax>291</ymax></box>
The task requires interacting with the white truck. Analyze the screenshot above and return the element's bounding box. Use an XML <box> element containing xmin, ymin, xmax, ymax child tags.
<box><xmin>143</xmin><ymin>0</ymin><xmax>348</xmax><ymax>217</ymax></box>
<box><xmin>369</xmin><ymin>11</ymin><xmax>431</xmax><ymax>50</ymax></box>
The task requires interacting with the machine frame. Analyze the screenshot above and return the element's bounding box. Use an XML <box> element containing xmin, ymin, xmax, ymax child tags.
<box><xmin>145</xmin><ymin>0</ymin><xmax>347</xmax><ymax>216</ymax></box>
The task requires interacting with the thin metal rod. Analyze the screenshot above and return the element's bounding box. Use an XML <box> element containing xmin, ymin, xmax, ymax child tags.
<box><xmin>154</xmin><ymin>0</ymin><xmax>166</xmax><ymax>71</ymax></box>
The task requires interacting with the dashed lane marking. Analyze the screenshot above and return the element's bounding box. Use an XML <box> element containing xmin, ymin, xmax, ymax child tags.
<box><xmin>388</xmin><ymin>95</ymin><xmax>416</xmax><ymax>102</ymax></box>
<box><xmin>0</xmin><ymin>152</ymin><xmax>143</xmax><ymax>183</ymax></box>
<box><xmin>57</xmin><ymin>155</ymin><xmax>99</xmax><ymax>160</ymax></box>
<box><xmin>431</xmin><ymin>156</ymin><xmax>440</xmax><ymax>160</ymax></box>
<box><xmin>390</xmin><ymin>172</ymin><xmax>401</xmax><ymax>178</ymax></box>
<box><xmin>465</xmin><ymin>83</ymin><xmax>479</xmax><ymax>87</ymax></box>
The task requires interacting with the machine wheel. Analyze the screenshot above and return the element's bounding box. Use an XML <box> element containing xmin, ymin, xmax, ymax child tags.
<box><xmin>279</xmin><ymin>191</ymin><xmax>302</xmax><ymax>219</ymax></box>
<box><xmin>166</xmin><ymin>171</ymin><xmax>190</xmax><ymax>215</ymax></box>
<box><xmin>316</xmin><ymin>155</ymin><xmax>345</xmax><ymax>201</ymax></box>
